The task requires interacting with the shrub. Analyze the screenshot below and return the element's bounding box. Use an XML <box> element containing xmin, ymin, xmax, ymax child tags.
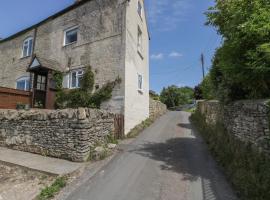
<box><xmin>38</xmin><ymin>177</ymin><xmax>66</xmax><ymax>200</ymax></box>
<box><xmin>55</xmin><ymin>66</ymin><xmax>121</xmax><ymax>109</ymax></box>
<box><xmin>191</xmin><ymin>111</ymin><xmax>270</xmax><ymax>200</ymax></box>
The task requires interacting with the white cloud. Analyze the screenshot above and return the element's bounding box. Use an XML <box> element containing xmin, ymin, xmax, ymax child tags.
<box><xmin>169</xmin><ymin>51</ymin><xmax>183</xmax><ymax>58</ymax></box>
<box><xmin>146</xmin><ymin>0</ymin><xmax>190</xmax><ymax>31</ymax></box>
<box><xmin>151</xmin><ymin>53</ymin><xmax>164</xmax><ymax>60</ymax></box>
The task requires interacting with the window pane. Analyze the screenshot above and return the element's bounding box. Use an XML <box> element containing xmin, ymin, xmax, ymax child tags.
<box><xmin>77</xmin><ymin>75</ymin><xmax>83</xmax><ymax>88</ymax></box>
<box><xmin>37</xmin><ymin>75</ymin><xmax>42</xmax><ymax>83</ymax></box>
<box><xmin>25</xmin><ymin>80</ymin><xmax>30</xmax><ymax>91</ymax></box>
<box><xmin>41</xmin><ymin>76</ymin><xmax>46</xmax><ymax>84</ymax></box>
<box><xmin>28</xmin><ymin>39</ymin><xmax>33</xmax><ymax>56</ymax></box>
<box><xmin>71</xmin><ymin>72</ymin><xmax>77</xmax><ymax>87</ymax></box>
<box><xmin>138</xmin><ymin>75</ymin><xmax>143</xmax><ymax>89</ymax></box>
<box><xmin>16</xmin><ymin>80</ymin><xmax>25</xmax><ymax>90</ymax></box>
<box><xmin>65</xmin><ymin>28</ymin><xmax>78</xmax><ymax>45</ymax></box>
<box><xmin>37</xmin><ymin>83</ymin><xmax>41</xmax><ymax>90</ymax></box>
<box><xmin>23</xmin><ymin>45</ymin><xmax>28</xmax><ymax>57</ymax></box>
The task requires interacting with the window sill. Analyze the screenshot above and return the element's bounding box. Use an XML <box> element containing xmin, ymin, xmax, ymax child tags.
<box><xmin>63</xmin><ymin>41</ymin><xmax>77</xmax><ymax>48</ymax></box>
<box><xmin>137</xmin><ymin>50</ymin><xmax>144</xmax><ymax>60</ymax></box>
<box><xmin>138</xmin><ymin>89</ymin><xmax>143</xmax><ymax>94</ymax></box>
<box><xmin>20</xmin><ymin>55</ymin><xmax>31</xmax><ymax>60</ymax></box>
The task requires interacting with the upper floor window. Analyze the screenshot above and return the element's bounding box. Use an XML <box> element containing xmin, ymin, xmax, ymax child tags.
<box><xmin>137</xmin><ymin>27</ymin><xmax>143</xmax><ymax>54</ymax></box>
<box><xmin>22</xmin><ymin>37</ymin><xmax>33</xmax><ymax>58</ymax></box>
<box><xmin>138</xmin><ymin>74</ymin><xmax>143</xmax><ymax>91</ymax></box>
<box><xmin>70</xmin><ymin>69</ymin><xmax>84</xmax><ymax>88</ymax></box>
<box><xmin>64</xmin><ymin>26</ymin><xmax>78</xmax><ymax>46</ymax></box>
<box><xmin>16</xmin><ymin>76</ymin><xmax>30</xmax><ymax>91</ymax></box>
<box><xmin>137</xmin><ymin>1</ymin><xmax>143</xmax><ymax>18</ymax></box>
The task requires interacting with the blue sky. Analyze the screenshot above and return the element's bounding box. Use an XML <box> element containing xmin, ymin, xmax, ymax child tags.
<box><xmin>0</xmin><ymin>0</ymin><xmax>221</xmax><ymax>93</ymax></box>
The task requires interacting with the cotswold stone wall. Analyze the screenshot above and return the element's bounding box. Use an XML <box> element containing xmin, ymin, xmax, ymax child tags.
<box><xmin>0</xmin><ymin>108</ymin><xmax>114</xmax><ymax>162</ymax></box>
<box><xmin>149</xmin><ymin>99</ymin><xmax>167</xmax><ymax>119</ymax></box>
<box><xmin>197</xmin><ymin>100</ymin><xmax>270</xmax><ymax>153</ymax></box>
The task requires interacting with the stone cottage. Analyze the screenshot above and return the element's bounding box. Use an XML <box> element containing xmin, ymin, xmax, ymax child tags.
<box><xmin>0</xmin><ymin>0</ymin><xmax>150</xmax><ymax>134</ymax></box>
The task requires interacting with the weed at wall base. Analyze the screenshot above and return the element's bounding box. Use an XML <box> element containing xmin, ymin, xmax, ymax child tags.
<box><xmin>37</xmin><ymin>177</ymin><xmax>67</xmax><ymax>200</ymax></box>
<box><xmin>191</xmin><ymin>111</ymin><xmax>270</xmax><ymax>200</ymax></box>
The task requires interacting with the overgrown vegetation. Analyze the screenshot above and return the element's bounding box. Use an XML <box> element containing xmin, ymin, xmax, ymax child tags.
<box><xmin>149</xmin><ymin>90</ymin><xmax>160</xmax><ymax>101</ymax></box>
<box><xmin>204</xmin><ymin>0</ymin><xmax>270</xmax><ymax>103</ymax></box>
<box><xmin>194</xmin><ymin>74</ymin><xmax>215</xmax><ymax>100</ymax></box>
<box><xmin>55</xmin><ymin>66</ymin><xmax>121</xmax><ymax>109</ymax></box>
<box><xmin>191</xmin><ymin>111</ymin><xmax>270</xmax><ymax>200</ymax></box>
<box><xmin>37</xmin><ymin>177</ymin><xmax>67</xmax><ymax>200</ymax></box>
<box><xmin>160</xmin><ymin>85</ymin><xmax>194</xmax><ymax>108</ymax></box>
<box><xmin>127</xmin><ymin>118</ymin><xmax>154</xmax><ymax>138</ymax></box>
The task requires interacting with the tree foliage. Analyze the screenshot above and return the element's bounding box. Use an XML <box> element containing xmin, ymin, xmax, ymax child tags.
<box><xmin>194</xmin><ymin>75</ymin><xmax>215</xmax><ymax>100</ymax></box>
<box><xmin>160</xmin><ymin>85</ymin><xmax>194</xmax><ymax>108</ymax></box>
<box><xmin>206</xmin><ymin>0</ymin><xmax>270</xmax><ymax>102</ymax></box>
<box><xmin>55</xmin><ymin>66</ymin><xmax>121</xmax><ymax>109</ymax></box>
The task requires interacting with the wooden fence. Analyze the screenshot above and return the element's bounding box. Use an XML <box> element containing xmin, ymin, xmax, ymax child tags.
<box><xmin>0</xmin><ymin>87</ymin><xmax>31</xmax><ymax>109</ymax></box>
<box><xmin>114</xmin><ymin>114</ymin><xmax>125</xmax><ymax>139</ymax></box>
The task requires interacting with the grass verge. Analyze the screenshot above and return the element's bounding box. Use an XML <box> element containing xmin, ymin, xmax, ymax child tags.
<box><xmin>37</xmin><ymin>176</ymin><xmax>67</xmax><ymax>200</ymax></box>
<box><xmin>190</xmin><ymin>111</ymin><xmax>270</xmax><ymax>200</ymax></box>
<box><xmin>127</xmin><ymin>118</ymin><xmax>154</xmax><ymax>138</ymax></box>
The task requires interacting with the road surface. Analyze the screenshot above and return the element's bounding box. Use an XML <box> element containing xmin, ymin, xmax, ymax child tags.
<box><xmin>65</xmin><ymin>111</ymin><xmax>237</xmax><ymax>200</ymax></box>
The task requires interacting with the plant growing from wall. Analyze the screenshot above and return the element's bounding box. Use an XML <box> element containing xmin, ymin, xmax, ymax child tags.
<box><xmin>55</xmin><ymin>66</ymin><xmax>121</xmax><ymax>109</ymax></box>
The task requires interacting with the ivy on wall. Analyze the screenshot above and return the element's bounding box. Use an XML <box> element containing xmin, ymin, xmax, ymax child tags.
<box><xmin>55</xmin><ymin>66</ymin><xmax>121</xmax><ymax>109</ymax></box>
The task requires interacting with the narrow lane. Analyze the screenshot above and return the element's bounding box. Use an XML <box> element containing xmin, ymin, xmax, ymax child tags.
<box><xmin>65</xmin><ymin>111</ymin><xmax>237</xmax><ymax>200</ymax></box>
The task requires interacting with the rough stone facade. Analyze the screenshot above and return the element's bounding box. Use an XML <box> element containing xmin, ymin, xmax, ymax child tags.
<box><xmin>149</xmin><ymin>99</ymin><xmax>167</xmax><ymax>119</ymax></box>
<box><xmin>197</xmin><ymin>100</ymin><xmax>270</xmax><ymax>153</ymax></box>
<box><xmin>0</xmin><ymin>108</ymin><xmax>114</xmax><ymax>162</ymax></box>
<box><xmin>0</xmin><ymin>0</ymin><xmax>150</xmax><ymax>134</ymax></box>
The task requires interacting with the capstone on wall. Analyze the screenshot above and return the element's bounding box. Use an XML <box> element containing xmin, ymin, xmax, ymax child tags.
<box><xmin>0</xmin><ymin>108</ymin><xmax>115</xmax><ymax>162</ymax></box>
<box><xmin>197</xmin><ymin>100</ymin><xmax>270</xmax><ymax>154</ymax></box>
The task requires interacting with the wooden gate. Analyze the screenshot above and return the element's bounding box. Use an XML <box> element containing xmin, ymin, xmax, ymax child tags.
<box><xmin>114</xmin><ymin>114</ymin><xmax>124</xmax><ymax>139</ymax></box>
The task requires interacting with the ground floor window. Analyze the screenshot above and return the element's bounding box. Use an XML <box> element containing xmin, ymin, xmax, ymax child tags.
<box><xmin>16</xmin><ymin>76</ymin><xmax>30</xmax><ymax>91</ymax></box>
<box><xmin>70</xmin><ymin>69</ymin><xmax>84</xmax><ymax>88</ymax></box>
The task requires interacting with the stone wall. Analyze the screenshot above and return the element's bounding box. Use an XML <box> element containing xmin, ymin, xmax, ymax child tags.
<box><xmin>197</xmin><ymin>100</ymin><xmax>270</xmax><ymax>153</ymax></box>
<box><xmin>0</xmin><ymin>108</ymin><xmax>115</xmax><ymax>162</ymax></box>
<box><xmin>149</xmin><ymin>99</ymin><xmax>167</xmax><ymax>119</ymax></box>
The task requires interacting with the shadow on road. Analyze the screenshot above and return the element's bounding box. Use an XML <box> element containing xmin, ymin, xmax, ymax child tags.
<box><xmin>130</xmin><ymin>127</ymin><xmax>237</xmax><ymax>200</ymax></box>
<box><xmin>177</xmin><ymin>123</ymin><xmax>192</xmax><ymax>130</ymax></box>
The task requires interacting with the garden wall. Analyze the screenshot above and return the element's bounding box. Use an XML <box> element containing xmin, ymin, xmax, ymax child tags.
<box><xmin>0</xmin><ymin>108</ymin><xmax>115</xmax><ymax>162</ymax></box>
<box><xmin>197</xmin><ymin>100</ymin><xmax>270</xmax><ymax>153</ymax></box>
<box><xmin>149</xmin><ymin>99</ymin><xmax>167</xmax><ymax>119</ymax></box>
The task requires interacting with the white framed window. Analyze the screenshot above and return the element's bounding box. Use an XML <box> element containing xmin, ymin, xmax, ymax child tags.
<box><xmin>138</xmin><ymin>74</ymin><xmax>143</xmax><ymax>91</ymax></box>
<box><xmin>22</xmin><ymin>37</ymin><xmax>33</xmax><ymax>58</ymax></box>
<box><xmin>64</xmin><ymin>26</ymin><xmax>78</xmax><ymax>46</ymax></box>
<box><xmin>137</xmin><ymin>1</ymin><xmax>143</xmax><ymax>18</ymax></box>
<box><xmin>70</xmin><ymin>69</ymin><xmax>84</xmax><ymax>88</ymax></box>
<box><xmin>137</xmin><ymin>27</ymin><xmax>143</xmax><ymax>54</ymax></box>
<box><xmin>16</xmin><ymin>76</ymin><xmax>30</xmax><ymax>91</ymax></box>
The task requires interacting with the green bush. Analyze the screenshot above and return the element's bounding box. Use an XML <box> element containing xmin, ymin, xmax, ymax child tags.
<box><xmin>38</xmin><ymin>177</ymin><xmax>66</xmax><ymax>200</ymax></box>
<box><xmin>191</xmin><ymin>111</ymin><xmax>270</xmax><ymax>200</ymax></box>
<box><xmin>55</xmin><ymin>66</ymin><xmax>121</xmax><ymax>109</ymax></box>
<box><xmin>206</xmin><ymin>0</ymin><xmax>270</xmax><ymax>102</ymax></box>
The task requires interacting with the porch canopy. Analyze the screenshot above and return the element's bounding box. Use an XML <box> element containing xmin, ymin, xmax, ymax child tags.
<box><xmin>28</xmin><ymin>55</ymin><xmax>64</xmax><ymax>73</ymax></box>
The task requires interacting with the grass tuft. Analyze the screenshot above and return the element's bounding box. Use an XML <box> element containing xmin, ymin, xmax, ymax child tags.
<box><xmin>37</xmin><ymin>177</ymin><xmax>66</xmax><ymax>200</ymax></box>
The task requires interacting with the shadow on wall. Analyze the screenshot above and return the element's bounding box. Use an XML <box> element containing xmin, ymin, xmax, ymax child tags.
<box><xmin>130</xmin><ymin>123</ymin><xmax>237</xmax><ymax>200</ymax></box>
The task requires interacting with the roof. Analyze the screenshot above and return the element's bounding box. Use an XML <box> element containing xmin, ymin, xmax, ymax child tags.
<box><xmin>0</xmin><ymin>0</ymin><xmax>92</xmax><ymax>44</ymax></box>
<box><xmin>28</xmin><ymin>55</ymin><xmax>65</xmax><ymax>72</ymax></box>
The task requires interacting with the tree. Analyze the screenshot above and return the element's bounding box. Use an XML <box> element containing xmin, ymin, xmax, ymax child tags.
<box><xmin>160</xmin><ymin>85</ymin><xmax>194</xmax><ymax>108</ymax></box>
<box><xmin>206</xmin><ymin>0</ymin><xmax>270</xmax><ymax>102</ymax></box>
